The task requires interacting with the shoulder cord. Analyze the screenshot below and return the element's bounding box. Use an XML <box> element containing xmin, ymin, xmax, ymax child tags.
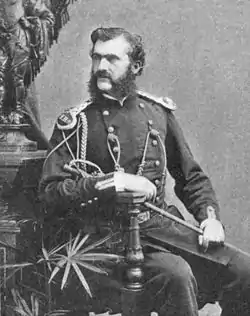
<box><xmin>106</xmin><ymin>126</ymin><xmax>167</xmax><ymax>183</ymax></box>
<box><xmin>43</xmin><ymin>125</ymin><xmax>81</xmax><ymax>169</ymax></box>
<box><xmin>137</xmin><ymin>128</ymin><xmax>167</xmax><ymax>185</ymax></box>
<box><xmin>68</xmin><ymin>159</ymin><xmax>104</xmax><ymax>176</ymax></box>
<box><xmin>43</xmin><ymin>115</ymin><xmax>104</xmax><ymax>177</ymax></box>
<box><xmin>76</xmin><ymin>118</ymin><xmax>81</xmax><ymax>160</ymax></box>
<box><xmin>137</xmin><ymin>131</ymin><xmax>151</xmax><ymax>176</ymax></box>
<box><xmin>46</xmin><ymin>115</ymin><xmax>167</xmax><ymax>182</ymax></box>
<box><xmin>79</xmin><ymin>112</ymin><xmax>88</xmax><ymax>171</ymax></box>
<box><xmin>156</xmin><ymin>133</ymin><xmax>168</xmax><ymax>186</ymax></box>
<box><xmin>68</xmin><ymin>112</ymin><xmax>104</xmax><ymax>177</ymax></box>
<box><xmin>107</xmin><ymin>133</ymin><xmax>123</xmax><ymax>171</ymax></box>
<box><xmin>62</xmin><ymin>130</ymin><xmax>89</xmax><ymax>177</ymax></box>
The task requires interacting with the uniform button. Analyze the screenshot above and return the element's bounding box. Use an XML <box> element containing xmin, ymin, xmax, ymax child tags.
<box><xmin>94</xmin><ymin>197</ymin><xmax>98</xmax><ymax>201</ymax></box>
<box><xmin>155</xmin><ymin>179</ymin><xmax>160</xmax><ymax>186</ymax></box>
<box><xmin>150</xmin><ymin>129</ymin><xmax>159</xmax><ymax>137</ymax></box>
<box><xmin>139</xmin><ymin>103</ymin><xmax>145</xmax><ymax>109</ymax></box>
<box><xmin>155</xmin><ymin>160</ymin><xmax>160</xmax><ymax>167</ymax></box>
<box><xmin>103</xmin><ymin>110</ymin><xmax>109</xmax><ymax>116</ymax></box>
<box><xmin>108</xmin><ymin>126</ymin><xmax>114</xmax><ymax>133</ymax></box>
<box><xmin>113</xmin><ymin>146</ymin><xmax>119</xmax><ymax>153</ymax></box>
<box><xmin>88</xmin><ymin>200</ymin><xmax>93</xmax><ymax>204</ymax></box>
<box><xmin>155</xmin><ymin>196</ymin><xmax>160</xmax><ymax>203</ymax></box>
<box><xmin>152</xmin><ymin>140</ymin><xmax>158</xmax><ymax>146</ymax></box>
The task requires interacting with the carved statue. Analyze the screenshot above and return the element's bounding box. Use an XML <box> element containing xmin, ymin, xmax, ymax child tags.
<box><xmin>0</xmin><ymin>0</ymin><xmax>75</xmax><ymax>149</ymax></box>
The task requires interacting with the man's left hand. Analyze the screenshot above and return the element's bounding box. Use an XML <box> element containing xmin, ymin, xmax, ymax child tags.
<box><xmin>198</xmin><ymin>218</ymin><xmax>225</xmax><ymax>252</ymax></box>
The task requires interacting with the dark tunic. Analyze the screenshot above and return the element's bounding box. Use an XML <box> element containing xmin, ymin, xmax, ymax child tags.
<box><xmin>39</xmin><ymin>92</ymin><xmax>250</xmax><ymax>316</ymax></box>
<box><xmin>38</xmin><ymin>92</ymin><xmax>231</xmax><ymax>265</ymax></box>
<box><xmin>40</xmin><ymin>93</ymin><xmax>220</xmax><ymax>223</ymax></box>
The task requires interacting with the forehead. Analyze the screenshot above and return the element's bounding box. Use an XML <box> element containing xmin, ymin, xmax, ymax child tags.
<box><xmin>93</xmin><ymin>36</ymin><xmax>131</xmax><ymax>57</ymax></box>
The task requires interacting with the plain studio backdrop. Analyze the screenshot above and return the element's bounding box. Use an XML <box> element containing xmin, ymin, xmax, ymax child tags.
<box><xmin>36</xmin><ymin>0</ymin><xmax>250</xmax><ymax>252</ymax></box>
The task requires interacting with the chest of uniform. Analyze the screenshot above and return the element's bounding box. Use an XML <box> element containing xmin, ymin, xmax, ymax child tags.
<box><xmin>85</xmin><ymin>101</ymin><xmax>167</xmax><ymax>173</ymax></box>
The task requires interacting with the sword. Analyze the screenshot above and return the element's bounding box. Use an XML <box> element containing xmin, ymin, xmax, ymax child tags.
<box><xmin>60</xmin><ymin>168</ymin><xmax>250</xmax><ymax>265</ymax></box>
<box><xmin>144</xmin><ymin>201</ymin><xmax>250</xmax><ymax>265</ymax></box>
<box><xmin>144</xmin><ymin>201</ymin><xmax>203</xmax><ymax>234</ymax></box>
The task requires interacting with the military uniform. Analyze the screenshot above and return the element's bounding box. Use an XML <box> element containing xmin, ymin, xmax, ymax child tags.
<box><xmin>40</xmin><ymin>91</ymin><xmax>250</xmax><ymax>316</ymax></box>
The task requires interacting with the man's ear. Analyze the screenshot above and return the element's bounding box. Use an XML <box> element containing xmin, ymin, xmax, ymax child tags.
<box><xmin>131</xmin><ymin>61</ymin><xmax>142</xmax><ymax>75</ymax></box>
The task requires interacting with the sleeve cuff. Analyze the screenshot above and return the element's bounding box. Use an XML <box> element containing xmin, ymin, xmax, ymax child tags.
<box><xmin>195</xmin><ymin>205</ymin><xmax>220</xmax><ymax>223</ymax></box>
<box><xmin>94</xmin><ymin>171</ymin><xmax>126</xmax><ymax>193</ymax></box>
<box><xmin>93</xmin><ymin>172</ymin><xmax>116</xmax><ymax>191</ymax></box>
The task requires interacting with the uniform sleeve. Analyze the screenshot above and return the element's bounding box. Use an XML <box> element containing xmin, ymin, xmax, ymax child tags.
<box><xmin>165</xmin><ymin>112</ymin><xmax>220</xmax><ymax>223</ymax></box>
<box><xmin>39</xmin><ymin>124</ymin><xmax>116</xmax><ymax>214</ymax></box>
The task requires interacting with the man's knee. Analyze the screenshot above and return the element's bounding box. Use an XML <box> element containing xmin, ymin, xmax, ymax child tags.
<box><xmin>223</xmin><ymin>250</ymin><xmax>250</xmax><ymax>290</ymax></box>
<box><xmin>145</xmin><ymin>251</ymin><xmax>196</xmax><ymax>287</ymax></box>
<box><xmin>169</xmin><ymin>256</ymin><xmax>197</xmax><ymax>291</ymax></box>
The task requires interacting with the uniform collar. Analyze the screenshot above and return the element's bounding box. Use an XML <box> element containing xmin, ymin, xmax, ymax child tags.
<box><xmin>102</xmin><ymin>90</ymin><xmax>138</xmax><ymax>107</ymax></box>
<box><xmin>102</xmin><ymin>93</ymin><xmax>128</xmax><ymax>107</ymax></box>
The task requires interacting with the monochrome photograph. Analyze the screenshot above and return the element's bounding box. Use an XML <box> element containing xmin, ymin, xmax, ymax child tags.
<box><xmin>1</xmin><ymin>1</ymin><xmax>250</xmax><ymax>315</ymax></box>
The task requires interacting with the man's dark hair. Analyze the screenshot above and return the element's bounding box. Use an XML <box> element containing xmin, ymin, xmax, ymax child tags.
<box><xmin>90</xmin><ymin>27</ymin><xmax>146</xmax><ymax>76</ymax></box>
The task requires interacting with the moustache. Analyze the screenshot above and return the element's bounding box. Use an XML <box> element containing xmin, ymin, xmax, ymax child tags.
<box><xmin>94</xmin><ymin>71</ymin><xmax>111</xmax><ymax>79</ymax></box>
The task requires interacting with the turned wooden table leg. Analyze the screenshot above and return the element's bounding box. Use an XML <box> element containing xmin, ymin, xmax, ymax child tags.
<box><xmin>116</xmin><ymin>192</ymin><xmax>148</xmax><ymax>316</ymax></box>
<box><xmin>124</xmin><ymin>205</ymin><xmax>144</xmax><ymax>291</ymax></box>
<box><xmin>122</xmin><ymin>200</ymin><xmax>148</xmax><ymax>316</ymax></box>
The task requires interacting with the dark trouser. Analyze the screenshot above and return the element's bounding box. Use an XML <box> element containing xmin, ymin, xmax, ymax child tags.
<box><xmin>218</xmin><ymin>249</ymin><xmax>250</xmax><ymax>316</ymax></box>
<box><xmin>133</xmin><ymin>208</ymin><xmax>250</xmax><ymax>316</ymax></box>
<box><xmin>140</xmin><ymin>246</ymin><xmax>250</xmax><ymax>316</ymax></box>
<box><xmin>143</xmin><ymin>251</ymin><xmax>199</xmax><ymax>316</ymax></box>
<box><xmin>51</xmin><ymin>213</ymin><xmax>250</xmax><ymax>315</ymax></box>
<box><xmin>82</xmin><ymin>244</ymin><xmax>250</xmax><ymax>316</ymax></box>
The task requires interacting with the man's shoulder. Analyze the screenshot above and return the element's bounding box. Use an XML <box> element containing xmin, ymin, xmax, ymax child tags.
<box><xmin>56</xmin><ymin>99</ymin><xmax>93</xmax><ymax>130</ymax></box>
<box><xmin>137</xmin><ymin>90</ymin><xmax>177</xmax><ymax>111</ymax></box>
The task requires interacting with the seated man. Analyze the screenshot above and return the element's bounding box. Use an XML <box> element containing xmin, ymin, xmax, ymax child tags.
<box><xmin>39</xmin><ymin>27</ymin><xmax>250</xmax><ymax>316</ymax></box>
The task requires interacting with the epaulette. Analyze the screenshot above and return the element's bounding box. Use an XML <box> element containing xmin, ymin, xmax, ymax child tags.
<box><xmin>137</xmin><ymin>90</ymin><xmax>177</xmax><ymax>111</ymax></box>
<box><xmin>57</xmin><ymin>99</ymin><xmax>92</xmax><ymax>130</ymax></box>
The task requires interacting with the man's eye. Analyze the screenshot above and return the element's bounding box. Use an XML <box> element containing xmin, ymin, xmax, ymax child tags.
<box><xmin>107</xmin><ymin>56</ymin><xmax>118</xmax><ymax>63</ymax></box>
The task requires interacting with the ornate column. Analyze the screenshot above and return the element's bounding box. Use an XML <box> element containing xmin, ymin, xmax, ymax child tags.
<box><xmin>0</xmin><ymin>1</ymin><xmax>78</xmax><ymax>314</ymax></box>
<box><xmin>0</xmin><ymin>1</ymin><xmax>51</xmax><ymax>313</ymax></box>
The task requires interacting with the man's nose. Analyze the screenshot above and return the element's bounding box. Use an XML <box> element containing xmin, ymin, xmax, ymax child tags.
<box><xmin>98</xmin><ymin>57</ymin><xmax>109</xmax><ymax>71</ymax></box>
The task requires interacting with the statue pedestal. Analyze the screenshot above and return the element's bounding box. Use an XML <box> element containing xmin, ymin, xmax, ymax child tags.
<box><xmin>0</xmin><ymin>124</ymin><xmax>37</xmax><ymax>152</ymax></box>
<box><xmin>0</xmin><ymin>124</ymin><xmax>47</xmax><ymax>315</ymax></box>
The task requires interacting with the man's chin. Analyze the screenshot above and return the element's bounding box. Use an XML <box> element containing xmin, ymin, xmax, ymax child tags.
<box><xmin>97</xmin><ymin>79</ymin><xmax>112</xmax><ymax>92</ymax></box>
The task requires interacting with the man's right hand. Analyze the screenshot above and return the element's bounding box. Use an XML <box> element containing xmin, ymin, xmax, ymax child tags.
<box><xmin>95</xmin><ymin>172</ymin><xmax>157</xmax><ymax>201</ymax></box>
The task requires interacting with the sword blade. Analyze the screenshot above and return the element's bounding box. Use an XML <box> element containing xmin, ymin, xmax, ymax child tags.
<box><xmin>144</xmin><ymin>202</ymin><xmax>203</xmax><ymax>234</ymax></box>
